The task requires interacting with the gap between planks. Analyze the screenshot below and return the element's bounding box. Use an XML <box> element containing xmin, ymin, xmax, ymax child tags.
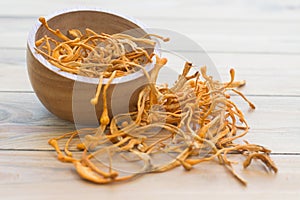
<box><xmin>0</xmin><ymin>149</ymin><xmax>300</xmax><ymax>156</ymax></box>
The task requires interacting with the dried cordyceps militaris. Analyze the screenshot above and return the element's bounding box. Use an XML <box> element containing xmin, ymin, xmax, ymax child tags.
<box><xmin>38</xmin><ymin>16</ymin><xmax>277</xmax><ymax>185</ymax></box>
<box><xmin>48</xmin><ymin>56</ymin><xmax>277</xmax><ymax>185</ymax></box>
<box><xmin>35</xmin><ymin>17</ymin><xmax>168</xmax><ymax>78</ymax></box>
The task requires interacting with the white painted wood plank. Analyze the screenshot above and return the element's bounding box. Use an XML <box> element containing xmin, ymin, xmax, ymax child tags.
<box><xmin>1</xmin><ymin>49</ymin><xmax>299</xmax><ymax>96</ymax></box>
<box><xmin>0</xmin><ymin>49</ymin><xmax>31</xmax><ymax>92</ymax></box>
<box><xmin>1</xmin><ymin>93</ymin><xmax>300</xmax><ymax>153</ymax></box>
<box><xmin>1</xmin><ymin>17</ymin><xmax>300</xmax><ymax>53</ymax></box>
<box><xmin>0</xmin><ymin>152</ymin><xmax>298</xmax><ymax>200</ymax></box>
<box><xmin>1</xmin><ymin>0</ymin><xmax>300</xmax><ymax>21</ymax></box>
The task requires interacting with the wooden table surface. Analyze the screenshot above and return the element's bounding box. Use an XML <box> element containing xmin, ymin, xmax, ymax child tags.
<box><xmin>1</xmin><ymin>0</ymin><xmax>300</xmax><ymax>199</ymax></box>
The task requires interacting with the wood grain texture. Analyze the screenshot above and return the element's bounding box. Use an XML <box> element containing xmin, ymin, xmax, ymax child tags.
<box><xmin>1</xmin><ymin>0</ymin><xmax>300</xmax><ymax>20</ymax></box>
<box><xmin>0</xmin><ymin>0</ymin><xmax>300</xmax><ymax>199</ymax></box>
<box><xmin>2</xmin><ymin>17</ymin><xmax>300</xmax><ymax>53</ymax></box>
<box><xmin>1</xmin><ymin>93</ymin><xmax>300</xmax><ymax>153</ymax></box>
<box><xmin>2</xmin><ymin>49</ymin><xmax>300</xmax><ymax>96</ymax></box>
<box><xmin>0</xmin><ymin>151</ymin><xmax>299</xmax><ymax>200</ymax></box>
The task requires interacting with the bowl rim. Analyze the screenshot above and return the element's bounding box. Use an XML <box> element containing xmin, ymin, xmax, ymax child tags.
<box><xmin>27</xmin><ymin>7</ymin><xmax>158</xmax><ymax>85</ymax></box>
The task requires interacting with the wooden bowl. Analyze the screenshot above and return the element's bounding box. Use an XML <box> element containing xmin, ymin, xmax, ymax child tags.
<box><xmin>27</xmin><ymin>8</ymin><xmax>155</xmax><ymax>124</ymax></box>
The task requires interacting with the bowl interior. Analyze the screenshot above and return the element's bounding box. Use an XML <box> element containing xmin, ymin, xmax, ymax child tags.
<box><xmin>30</xmin><ymin>9</ymin><xmax>155</xmax><ymax>84</ymax></box>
